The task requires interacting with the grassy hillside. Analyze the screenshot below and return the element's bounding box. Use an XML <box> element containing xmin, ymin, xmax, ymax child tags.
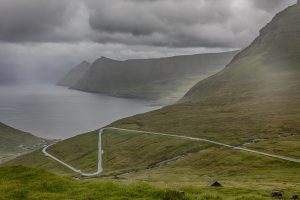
<box><xmin>101</xmin><ymin>129</ymin><xmax>206</xmax><ymax>176</ymax></box>
<box><xmin>111</xmin><ymin>3</ymin><xmax>300</xmax><ymax>155</ymax></box>
<box><xmin>5</xmin><ymin>129</ymin><xmax>206</xmax><ymax>175</ymax></box>
<box><xmin>46</xmin><ymin>131</ymin><xmax>99</xmax><ymax>174</ymax></box>
<box><xmin>61</xmin><ymin>51</ymin><xmax>237</xmax><ymax>104</ymax></box>
<box><xmin>5</xmin><ymin>129</ymin><xmax>300</xmax><ymax>191</ymax></box>
<box><xmin>3</xmin><ymin>166</ymin><xmax>299</xmax><ymax>200</ymax></box>
<box><xmin>2</xmin><ymin>150</ymin><xmax>73</xmax><ymax>175</ymax></box>
<box><xmin>3</xmin><ymin>132</ymin><xmax>98</xmax><ymax>175</ymax></box>
<box><xmin>0</xmin><ymin>122</ymin><xmax>49</xmax><ymax>163</ymax></box>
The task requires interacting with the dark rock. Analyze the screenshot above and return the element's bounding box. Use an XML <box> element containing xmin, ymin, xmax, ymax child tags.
<box><xmin>208</xmin><ymin>181</ymin><xmax>222</xmax><ymax>187</ymax></box>
<box><xmin>272</xmin><ymin>190</ymin><xmax>283</xmax><ymax>198</ymax></box>
<box><xmin>292</xmin><ymin>195</ymin><xmax>298</xmax><ymax>200</ymax></box>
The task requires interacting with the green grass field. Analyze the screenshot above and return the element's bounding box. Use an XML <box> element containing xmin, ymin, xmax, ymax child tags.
<box><xmin>102</xmin><ymin>129</ymin><xmax>208</xmax><ymax>176</ymax></box>
<box><xmin>0</xmin><ymin>166</ymin><xmax>299</xmax><ymax>200</ymax></box>
<box><xmin>4</xmin><ymin>129</ymin><xmax>300</xmax><ymax>193</ymax></box>
<box><xmin>3</xmin><ymin>149</ymin><xmax>74</xmax><ymax>175</ymax></box>
<box><xmin>47</xmin><ymin>131</ymin><xmax>99</xmax><ymax>174</ymax></box>
<box><xmin>246</xmin><ymin>135</ymin><xmax>300</xmax><ymax>159</ymax></box>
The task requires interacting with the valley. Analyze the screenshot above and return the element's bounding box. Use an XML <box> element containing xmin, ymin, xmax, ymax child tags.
<box><xmin>0</xmin><ymin>1</ymin><xmax>300</xmax><ymax>199</ymax></box>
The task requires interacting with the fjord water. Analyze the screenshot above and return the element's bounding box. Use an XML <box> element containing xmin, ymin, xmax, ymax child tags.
<box><xmin>0</xmin><ymin>85</ymin><xmax>159</xmax><ymax>139</ymax></box>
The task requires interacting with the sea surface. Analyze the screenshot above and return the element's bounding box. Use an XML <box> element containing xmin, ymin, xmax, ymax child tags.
<box><xmin>0</xmin><ymin>85</ymin><xmax>159</xmax><ymax>139</ymax></box>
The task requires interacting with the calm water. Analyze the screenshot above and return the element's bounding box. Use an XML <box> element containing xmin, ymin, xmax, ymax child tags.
<box><xmin>0</xmin><ymin>85</ymin><xmax>159</xmax><ymax>139</ymax></box>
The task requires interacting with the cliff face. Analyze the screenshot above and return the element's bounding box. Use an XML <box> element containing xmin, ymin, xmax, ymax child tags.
<box><xmin>57</xmin><ymin>61</ymin><xmax>91</xmax><ymax>87</ymax></box>
<box><xmin>60</xmin><ymin>51</ymin><xmax>238</xmax><ymax>103</ymax></box>
<box><xmin>233</xmin><ymin>2</ymin><xmax>300</xmax><ymax>61</ymax></box>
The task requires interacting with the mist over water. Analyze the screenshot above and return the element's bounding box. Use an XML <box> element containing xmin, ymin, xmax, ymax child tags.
<box><xmin>0</xmin><ymin>84</ymin><xmax>159</xmax><ymax>139</ymax></box>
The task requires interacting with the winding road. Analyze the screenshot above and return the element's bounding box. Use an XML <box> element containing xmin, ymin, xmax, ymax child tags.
<box><xmin>43</xmin><ymin>129</ymin><xmax>103</xmax><ymax>177</ymax></box>
<box><xmin>43</xmin><ymin>127</ymin><xmax>300</xmax><ymax>177</ymax></box>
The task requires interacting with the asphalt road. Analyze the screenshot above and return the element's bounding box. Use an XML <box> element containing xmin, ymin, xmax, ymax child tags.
<box><xmin>110</xmin><ymin>127</ymin><xmax>300</xmax><ymax>164</ymax></box>
<box><xmin>43</xmin><ymin>129</ymin><xmax>103</xmax><ymax>177</ymax></box>
<box><xmin>42</xmin><ymin>127</ymin><xmax>300</xmax><ymax>177</ymax></box>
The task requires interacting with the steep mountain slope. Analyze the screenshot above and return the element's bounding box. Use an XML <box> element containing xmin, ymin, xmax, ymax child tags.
<box><xmin>57</xmin><ymin>61</ymin><xmax>91</xmax><ymax>87</ymax></box>
<box><xmin>60</xmin><ymin>51</ymin><xmax>237</xmax><ymax>104</ymax></box>
<box><xmin>111</xmin><ymin>3</ymin><xmax>300</xmax><ymax>147</ymax></box>
<box><xmin>182</xmin><ymin>2</ymin><xmax>300</xmax><ymax>103</ymax></box>
<box><xmin>0</xmin><ymin>122</ymin><xmax>49</xmax><ymax>163</ymax></box>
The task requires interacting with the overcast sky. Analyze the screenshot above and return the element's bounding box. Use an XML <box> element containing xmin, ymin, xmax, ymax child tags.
<box><xmin>0</xmin><ymin>0</ymin><xmax>296</xmax><ymax>82</ymax></box>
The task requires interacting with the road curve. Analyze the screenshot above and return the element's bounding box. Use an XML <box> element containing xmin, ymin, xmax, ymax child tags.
<box><xmin>43</xmin><ymin>127</ymin><xmax>300</xmax><ymax>177</ymax></box>
<box><xmin>43</xmin><ymin>129</ymin><xmax>103</xmax><ymax>177</ymax></box>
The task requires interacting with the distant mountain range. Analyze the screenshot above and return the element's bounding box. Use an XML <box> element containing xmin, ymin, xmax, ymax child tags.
<box><xmin>58</xmin><ymin>51</ymin><xmax>238</xmax><ymax>104</ymax></box>
<box><xmin>57</xmin><ymin>61</ymin><xmax>91</xmax><ymax>87</ymax></box>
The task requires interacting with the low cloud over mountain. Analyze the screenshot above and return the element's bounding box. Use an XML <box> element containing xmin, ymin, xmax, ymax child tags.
<box><xmin>0</xmin><ymin>0</ymin><xmax>296</xmax><ymax>82</ymax></box>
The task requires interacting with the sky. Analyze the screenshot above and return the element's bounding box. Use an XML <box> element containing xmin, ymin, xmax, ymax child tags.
<box><xmin>0</xmin><ymin>0</ymin><xmax>296</xmax><ymax>83</ymax></box>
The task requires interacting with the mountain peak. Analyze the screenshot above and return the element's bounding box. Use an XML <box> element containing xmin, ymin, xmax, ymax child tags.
<box><xmin>228</xmin><ymin>2</ymin><xmax>300</xmax><ymax>67</ymax></box>
<box><xmin>99</xmin><ymin>56</ymin><xmax>116</xmax><ymax>61</ymax></box>
<box><xmin>182</xmin><ymin>2</ymin><xmax>300</xmax><ymax>102</ymax></box>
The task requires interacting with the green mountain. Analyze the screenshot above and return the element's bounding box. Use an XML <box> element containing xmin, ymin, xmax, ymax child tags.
<box><xmin>111</xmin><ymin>2</ymin><xmax>300</xmax><ymax>149</ymax></box>
<box><xmin>57</xmin><ymin>61</ymin><xmax>91</xmax><ymax>87</ymax></box>
<box><xmin>0</xmin><ymin>122</ymin><xmax>49</xmax><ymax>163</ymax></box>
<box><xmin>59</xmin><ymin>51</ymin><xmax>237</xmax><ymax>104</ymax></box>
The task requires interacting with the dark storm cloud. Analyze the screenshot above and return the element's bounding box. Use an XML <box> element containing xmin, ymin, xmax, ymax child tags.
<box><xmin>86</xmin><ymin>0</ymin><xmax>296</xmax><ymax>48</ymax></box>
<box><xmin>251</xmin><ymin>0</ymin><xmax>294</xmax><ymax>12</ymax></box>
<box><xmin>0</xmin><ymin>0</ymin><xmax>296</xmax><ymax>48</ymax></box>
<box><xmin>0</xmin><ymin>0</ymin><xmax>85</xmax><ymax>42</ymax></box>
<box><xmin>0</xmin><ymin>0</ymin><xmax>296</xmax><ymax>83</ymax></box>
<box><xmin>87</xmin><ymin>0</ymin><xmax>235</xmax><ymax>47</ymax></box>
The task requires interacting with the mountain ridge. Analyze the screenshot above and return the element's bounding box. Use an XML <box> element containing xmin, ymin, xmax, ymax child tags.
<box><xmin>57</xmin><ymin>61</ymin><xmax>91</xmax><ymax>87</ymax></box>
<box><xmin>181</xmin><ymin>3</ymin><xmax>300</xmax><ymax>103</ymax></box>
<box><xmin>59</xmin><ymin>51</ymin><xmax>238</xmax><ymax>104</ymax></box>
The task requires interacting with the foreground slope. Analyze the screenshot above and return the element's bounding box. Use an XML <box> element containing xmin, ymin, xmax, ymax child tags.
<box><xmin>111</xmin><ymin>3</ymin><xmax>300</xmax><ymax>153</ymax></box>
<box><xmin>0</xmin><ymin>122</ymin><xmax>48</xmax><ymax>163</ymax></box>
<box><xmin>3</xmin><ymin>166</ymin><xmax>298</xmax><ymax>200</ymax></box>
<box><xmin>61</xmin><ymin>51</ymin><xmax>237</xmax><ymax>104</ymax></box>
<box><xmin>5</xmin><ymin>129</ymin><xmax>300</xmax><ymax>190</ymax></box>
